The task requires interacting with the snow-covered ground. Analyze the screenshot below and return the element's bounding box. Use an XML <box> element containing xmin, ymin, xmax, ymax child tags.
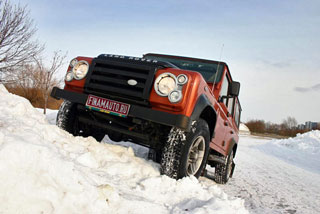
<box><xmin>220</xmin><ymin>134</ymin><xmax>320</xmax><ymax>214</ymax></box>
<box><xmin>0</xmin><ymin>85</ymin><xmax>247</xmax><ymax>213</ymax></box>
<box><xmin>1</xmin><ymin>85</ymin><xmax>320</xmax><ymax>214</ymax></box>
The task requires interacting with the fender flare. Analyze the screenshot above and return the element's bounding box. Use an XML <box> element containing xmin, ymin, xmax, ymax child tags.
<box><xmin>226</xmin><ymin>138</ymin><xmax>237</xmax><ymax>157</ymax></box>
<box><xmin>190</xmin><ymin>94</ymin><xmax>217</xmax><ymax>139</ymax></box>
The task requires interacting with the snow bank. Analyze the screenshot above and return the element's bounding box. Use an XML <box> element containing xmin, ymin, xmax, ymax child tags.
<box><xmin>239</xmin><ymin>123</ymin><xmax>250</xmax><ymax>135</ymax></box>
<box><xmin>257</xmin><ymin>130</ymin><xmax>320</xmax><ymax>174</ymax></box>
<box><xmin>275</xmin><ymin>130</ymin><xmax>320</xmax><ymax>155</ymax></box>
<box><xmin>0</xmin><ymin>85</ymin><xmax>248</xmax><ymax>214</ymax></box>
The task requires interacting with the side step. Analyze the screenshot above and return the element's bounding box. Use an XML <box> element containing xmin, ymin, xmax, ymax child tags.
<box><xmin>207</xmin><ymin>154</ymin><xmax>226</xmax><ymax>164</ymax></box>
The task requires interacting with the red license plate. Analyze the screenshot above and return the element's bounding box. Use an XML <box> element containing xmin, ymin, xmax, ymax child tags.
<box><xmin>85</xmin><ymin>95</ymin><xmax>130</xmax><ymax>117</ymax></box>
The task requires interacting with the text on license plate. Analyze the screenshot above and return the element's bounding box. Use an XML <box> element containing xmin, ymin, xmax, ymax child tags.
<box><xmin>85</xmin><ymin>95</ymin><xmax>130</xmax><ymax>117</ymax></box>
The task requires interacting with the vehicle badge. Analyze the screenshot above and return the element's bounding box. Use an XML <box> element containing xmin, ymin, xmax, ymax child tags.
<box><xmin>127</xmin><ymin>79</ymin><xmax>138</xmax><ymax>86</ymax></box>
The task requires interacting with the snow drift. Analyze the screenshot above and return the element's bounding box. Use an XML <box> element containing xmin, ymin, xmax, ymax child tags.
<box><xmin>257</xmin><ymin>130</ymin><xmax>320</xmax><ymax>174</ymax></box>
<box><xmin>273</xmin><ymin>130</ymin><xmax>320</xmax><ymax>155</ymax></box>
<box><xmin>239</xmin><ymin>123</ymin><xmax>250</xmax><ymax>135</ymax></box>
<box><xmin>0</xmin><ymin>85</ymin><xmax>247</xmax><ymax>214</ymax></box>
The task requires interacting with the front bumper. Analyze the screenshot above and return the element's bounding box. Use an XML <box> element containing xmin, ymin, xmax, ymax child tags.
<box><xmin>51</xmin><ymin>87</ymin><xmax>191</xmax><ymax>130</ymax></box>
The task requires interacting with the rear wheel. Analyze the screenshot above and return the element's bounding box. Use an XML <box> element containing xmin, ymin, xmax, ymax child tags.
<box><xmin>160</xmin><ymin>119</ymin><xmax>210</xmax><ymax>179</ymax></box>
<box><xmin>56</xmin><ymin>101</ymin><xmax>105</xmax><ymax>142</ymax></box>
<box><xmin>214</xmin><ymin>150</ymin><xmax>234</xmax><ymax>184</ymax></box>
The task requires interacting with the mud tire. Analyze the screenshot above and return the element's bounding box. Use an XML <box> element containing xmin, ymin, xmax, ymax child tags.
<box><xmin>160</xmin><ymin>119</ymin><xmax>210</xmax><ymax>179</ymax></box>
<box><xmin>214</xmin><ymin>150</ymin><xmax>234</xmax><ymax>184</ymax></box>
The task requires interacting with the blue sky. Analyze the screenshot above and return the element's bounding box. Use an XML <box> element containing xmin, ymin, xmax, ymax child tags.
<box><xmin>12</xmin><ymin>0</ymin><xmax>320</xmax><ymax>124</ymax></box>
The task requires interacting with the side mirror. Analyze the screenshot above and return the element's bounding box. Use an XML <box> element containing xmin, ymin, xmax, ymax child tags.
<box><xmin>229</xmin><ymin>81</ymin><xmax>240</xmax><ymax>97</ymax></box>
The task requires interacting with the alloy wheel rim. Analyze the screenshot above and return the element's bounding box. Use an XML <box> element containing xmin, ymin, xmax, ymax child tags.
<box><xmin>187</xmin><ymin>136</ymin><xmax>205</xmax><ymax>175</ymax></box>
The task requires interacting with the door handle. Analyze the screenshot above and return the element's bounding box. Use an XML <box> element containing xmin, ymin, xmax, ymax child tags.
<box><xmin>230</xmin><ymin>131</ymin><xmax>234</xmax><ymax>134</ymax></box>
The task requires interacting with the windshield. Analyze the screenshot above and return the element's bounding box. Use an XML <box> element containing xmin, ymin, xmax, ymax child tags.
<box><xmin>144</xmin><ymin>55</ymin><xmax>224</xmax><ymax>83</ymax></box>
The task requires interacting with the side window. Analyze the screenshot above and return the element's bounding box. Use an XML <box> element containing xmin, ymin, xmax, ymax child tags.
<box><xmin>220</xmin><ymin>74</ymin><xmax>234</xmax><ymax>114</ymax></box>
<box><xmin>227</xmin><ymin>97</ymin><xmax>234</xmax><ymax>114</ymax></box>
<box><xmin>219</xmin><ymin>75</ymin><xmax>229</xmax><ymax>106</ymax></box>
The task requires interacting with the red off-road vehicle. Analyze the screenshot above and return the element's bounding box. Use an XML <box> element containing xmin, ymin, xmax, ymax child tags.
<box><xmin>51</xmin><ymin>53</ymin><xmax>241</xmax><ymax>184</ymax></box>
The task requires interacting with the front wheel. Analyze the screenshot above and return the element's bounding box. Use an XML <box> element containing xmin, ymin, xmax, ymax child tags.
<box><xmin>160</xmin><ymin>119</ymin><xmax>210</xmax><ymax>179</ymax></box>
<box><xmin>56</xmin><ymin>101</ymin><xmax>105</xmax><ymax>142</ymax></box>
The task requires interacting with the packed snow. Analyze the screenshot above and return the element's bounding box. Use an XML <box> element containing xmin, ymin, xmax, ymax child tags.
<box><xmin>220</xmin><ymin>134</ymin><xmax>320</xmax><ymax>214</ymax></box>
<box><xmin>0</xmin><ymin>84</ymin><xmax>247</xmax><ymax>214</ymax></box>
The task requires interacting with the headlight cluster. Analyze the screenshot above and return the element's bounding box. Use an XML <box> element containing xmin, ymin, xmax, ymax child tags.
<box><xmin>65</xmin><ymin>59</ymin><xmax>89</xmax><ymax>81</ymax></box>
<box><xmin>154</xmin><ymin>73</ymin><xmax>188</xmax><ymax>103</ymax></box>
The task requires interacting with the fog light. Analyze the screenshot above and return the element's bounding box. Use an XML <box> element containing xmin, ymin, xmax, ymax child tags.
<box><xmin>65</xmin><ymin>71</ymin><xmax>73</xmax><ymax>81</ymax></box>
<box><xmin>168</xmin><ymin>90</ymin><xmax>182</xmax><ymax>103</ymax></box>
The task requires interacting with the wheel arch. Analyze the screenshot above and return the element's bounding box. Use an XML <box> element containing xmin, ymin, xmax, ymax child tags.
<box><xmin>226</xmin><ymin>138</ymin><xmax>238</xmax><ymax>157</ymax></box>
<box><xmin>190</xmin><ymin>94</ymin><xmax>217</xmax><ymax>140</ymax></box>
<box><xmin>232</xmin><ymin>142</ymin><xmax>238</xmax><ymax>157</ymax></box>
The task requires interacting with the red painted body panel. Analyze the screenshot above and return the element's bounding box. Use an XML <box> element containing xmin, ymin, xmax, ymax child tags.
<box><xmin>64</xmin><ymin>57</ymin><xmax>93</xmax><ymax>93</ymax></box>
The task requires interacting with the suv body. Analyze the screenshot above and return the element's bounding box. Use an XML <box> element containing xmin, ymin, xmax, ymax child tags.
<box><xmin>51</xmin><ymin>53</ymin><xmax>241</xmax><ymax>183</ymax></box>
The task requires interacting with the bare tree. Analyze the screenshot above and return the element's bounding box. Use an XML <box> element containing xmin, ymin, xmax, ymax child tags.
<box><xmin>14</xmin><ymin>64</ymin><xmax>39</xmax><ymax>102</ymax></box>
<box><xmin>0</xmin><ymin>0</ymin><xmax>43</xmax><ymax>82</ymax></box>
<box><xmin>282</xmin><ymin>116</ymin><xmax>298</xmax><ymax>130</ymax></box>
<box><xmin>245</xmin><ymin>120</ymin><xmax>266</xmax><ymax>133</ymax></box>
<box><xmin>34</xmin><ymin>51</ymin><xmax>66</xmax><ymax>114</ymax></box>
<box><xmin>4</xmin><ymin>63</ymin><xmax>42</xmax><ymax>103</ymax></box>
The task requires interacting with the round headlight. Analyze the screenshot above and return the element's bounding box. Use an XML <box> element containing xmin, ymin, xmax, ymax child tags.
<box><xmin>72</xmin><ymin>60</ymin><xmax>89</xmax><ymax>80</ymax></box>
<box><xmin>168</xmin><ymin>90</ymin><xmax>182</xmax><ymax>103</ymax></box>
<box><xmin>69</xmin><ymin>58</ymin><xmax>78</xmax><ymax>68</ymax></box>
<box><xmin>65</xmin><ymin>71</ymin><xmax>73</xmax><ymax>82</ymax></box>
<box><xmin>177</xmin><ymin>74</ymin><xmax>188</xmax><ymax>85</ymax></box>
<box><xmin>154</xmin><ymin>73</ymin><xmax>177</xmax><ymax>96</ymax></box>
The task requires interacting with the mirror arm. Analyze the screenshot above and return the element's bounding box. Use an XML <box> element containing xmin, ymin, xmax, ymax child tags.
<box><xmin>219</xmin><ymin>95</ymin><xmax>236</xmax><ymax>103</ymax></box>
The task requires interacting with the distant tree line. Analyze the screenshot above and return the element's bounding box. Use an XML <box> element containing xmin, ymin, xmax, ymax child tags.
<box><xmin>245</xmin><ymin>116</ymin><xmax>318</xmax><ymax>137</ymax></box>
<box><xmin>0</xmin><ymin>0</ymin><xmax>65</xmax><ymax>113</ymax></box>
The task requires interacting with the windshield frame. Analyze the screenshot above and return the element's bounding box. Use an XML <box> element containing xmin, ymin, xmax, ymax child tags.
<box><xmin>143</xmin><ymin>53</ymin><xmax>226</xmax><ymax>83</ymax></box>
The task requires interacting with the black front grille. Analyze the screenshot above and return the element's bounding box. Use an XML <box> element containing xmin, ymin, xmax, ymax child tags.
<box><xmin>84</xmin><ymin>55</ymin><xmax>170</xmax><ymax>106</ymax></box>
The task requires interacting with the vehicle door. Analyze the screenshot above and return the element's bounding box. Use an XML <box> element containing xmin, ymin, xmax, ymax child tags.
<box><xmin>213</xmin><ymin>71</ymin><xmax>236</xmax><ymax>153</ymax></box>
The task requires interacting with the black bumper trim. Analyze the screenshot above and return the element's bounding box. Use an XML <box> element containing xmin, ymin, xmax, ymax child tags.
<box><xmin>51</xmin><ymin>87</ymin><xmax>191</xmax><ymax>130</ymax></box>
